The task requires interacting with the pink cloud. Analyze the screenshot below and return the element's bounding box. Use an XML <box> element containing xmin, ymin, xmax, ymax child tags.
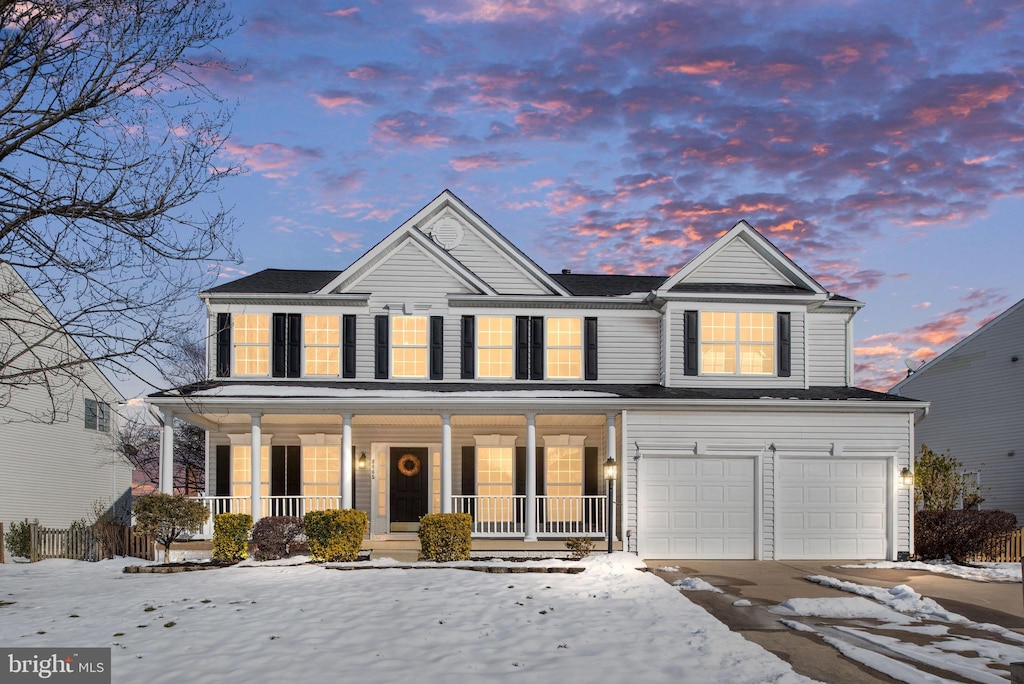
<box><xmin>221</xmin><ymin>139</ymin><xmax>323</xmax><ymax>179</ymax></box>
<box><xmin>449</xmin><ymin>151</ymin><xmax>528</xmax><ymax>172</ymax></box>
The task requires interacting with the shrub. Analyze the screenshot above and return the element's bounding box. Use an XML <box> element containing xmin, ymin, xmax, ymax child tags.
<box><xmin>419</xmin><ymin>513</ymin><xmax>472</xmax><ymax>562</ymax></box>
<box><xmin>914</xmin><ymin>509</ymin><xmax>1018</xmax><ymax>562</ymax></box>
<box><xmin>915</xmin><ymin>444</ymin><xmax>978</xmax><ymax>511</ymax></box>
<box><xmin>212</xmin><ymin>513</ymin><xmax>253</xmax><ymax>562</ymax></box>
<box><xmin>5</xmin><ymin>518</ymin><xmax>36</xmax><ymax>558</ymax></box>
<box><xmin>133</xmin><ymin>493</ymin><xmax>209</xmax><ymax>564</ymax></box>
<box><xmin>565</xmin><ymin>537</ymin><xmax>595</xmax><ymax>560</ymax></box>
<box><xmin>303</xmin><ymin>509</ymin><xmax>367</xmax><ymax>562</ymax></box>
<box><xmin>251</xmin><ymin>516</ymin><xmax>302</xmax><ymax>561</ymax></box>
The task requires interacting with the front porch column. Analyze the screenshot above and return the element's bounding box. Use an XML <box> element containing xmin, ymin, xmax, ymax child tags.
<box><xmin>250</xmin><ymin>413</ymin><xmax>262</xmax><ymax>523</ymax></box>
<box><xmin>341</xmin><ymin>414</ymin><xmax>353</xmax><ymax>509</ymax></box>
<box><xmin>441</xmin><ymin>412</ymin><xmax>452</xmax><ymax>513</ymax></box>
<box><xmin>525</xmin><ymin>412</ymin><xmax>537</xmax><ymax>541</ymax></box>
<box><xmin>159</xmin><ymin>410</ymin><xmax>175</xmax><ymax>494</ymax></box>
<box><xmin>606</xmin><ymin>413</ymin><xmax>617</xmax><ymax>542</ymax></box>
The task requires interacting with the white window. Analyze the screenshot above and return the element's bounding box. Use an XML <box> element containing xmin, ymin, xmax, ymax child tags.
<box><xmin>545</xmin><ymin>446</ymin><xmax>583</xmax><ymax>522</ymax></box>
<box><xmin>700</xmin><ymin>311</ymin><xmax>774</xmax><ymax>375</ymax></box>
<box><xmin>302</xmin><ymin>445</ymin><xmax>340</xmax><ymax>507</ymax></box>
<box><xmin>477</xmin><ymin>316</ymin><xmax>513</xmax><ymax>379</ymax></box>
<box><xmin>391</xmin><ymin>316</ymin><xmax>427</xmax><ymax>378</ymax></box>
<box><xmin>475</xmin><ymin>435</ymin><xmax>517</xmax><ymax>523</ymax></box>
<box><xmin>304</xmin><ymin>315</ymin><xmax>340</xmax><ymax>376</ymax></box>
<box><xmin>546</xmin><ymin>317</ymin><xmax>582</xmax><ymax>379</ymax></box>
<box><xmin>234</xmin><ymin>313</ymin><xmax>270</xmax><ymax>376</ymax></box>
<box><xmin>84</xmin><ymin>398</ymin><xmax>110</xmax><ymax>432</ymax></box>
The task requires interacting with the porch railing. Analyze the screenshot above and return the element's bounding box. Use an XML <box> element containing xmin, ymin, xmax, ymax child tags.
<box><xmin>535</xmin><ymin>496</ymin><xmax>606</xmax><ymax>538</ymax></box>
<box><xmin>451</xmin><ymin>495</ymin><xmax>526</xmax><ymax>537</ymax></box>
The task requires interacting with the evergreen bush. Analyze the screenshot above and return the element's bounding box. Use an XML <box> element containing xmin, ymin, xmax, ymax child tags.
<box><xmin>4</xmin><ymin>518</ymin><xmax>35</xmax><ymax>558</ymax></box>
<box><xmin>418</xmin><ymin>513</ymin><xmax>472</xmax><ymax>562</ymax></box>
<box><xmin>133</xmin><ymin>493</ymin><xmax>209</xmax><ymax>563</ymax></box>
<box><xmin>303</xmin><ymin>509</ymin><xmax>367</xmax><ymax>562</ymax></box>
<box><xmin>565</xmin><ymin>537</ymin><xmax>595</xmax><ymax>560</ymax></box>
<box><xmin>212</xmin><ymin>513</ymin><xmax>253</xmax><ymax>561</ymax></box>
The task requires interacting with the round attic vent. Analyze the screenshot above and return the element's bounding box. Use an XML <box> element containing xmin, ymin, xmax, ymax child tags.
<box><xmin>430</xmin><ymin>216</ymin><xmax>464</xmax><ymax>250</ymax></box>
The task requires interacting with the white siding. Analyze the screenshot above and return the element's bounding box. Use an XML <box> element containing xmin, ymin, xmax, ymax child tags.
<box><xmin>444</xmin><ymin>224</ymin><xmax>549</xmax><ymax>295</ymax></box>
<box><xmin>897</xmin><ymin>304</ymin><xmax>1024</xmax><ymax>523</ymax></box>
<box><xmin>359</xmin><ymin>241</ymin><xmax>474</xmax><ymax>307</ymax></box>
<box><xmin>593</xmin><ymin>311</ymin><xmax>660</xmax><ymax>383</ymax></box>
<box><xmin>626</xmin><ymin>408</ymin><xmax>914</xmax><ymax>559</ymax></box>
<box><xmin>683</xmin><ymin>238</ymin><xmax>792</xmax><ymax>285</ymax></box>
<box><xmin>806</xmin><ymin>310</ymin><xmax>849</xmax><ymax>386</ymax></box>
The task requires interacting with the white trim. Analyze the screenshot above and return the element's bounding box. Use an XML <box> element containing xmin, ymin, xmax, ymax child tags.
<box><xmin>369</xmin><ymin>441</ymin><xmax>443</xmax><ymax>537</ymax></box>
<box><xmin>474</xmin><ymin>434</ymin><xmax>518</xmax><ymax>447</ymax></box>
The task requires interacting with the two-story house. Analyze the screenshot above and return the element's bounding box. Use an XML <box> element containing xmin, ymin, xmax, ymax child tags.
<box><xmin>146</xmin><ymin>190</ymin><xmax>924</xmax><ymax>560</ymax></box>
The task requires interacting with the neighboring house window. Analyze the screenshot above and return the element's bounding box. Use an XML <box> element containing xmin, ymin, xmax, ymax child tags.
<box><xmin>546</xmin><ymin>317</ymin><xmax>582</xmax><ymax>379</ymax></box>
<box><xmin>304</xmin><ymin>315</ymin><xmax>340</xmax><ymax>376</ymax></box>
<box><xmin>477</xmin><ymin>316</ymin><xmax>513</xmax><ymax>379</ymax></box>
<box><xmin>84</xmin><ymin>398</ymin><xmax>110</xmax><ymax>432</ymax></box>
<box><xmin>545</xmin><ymin>445</ymin><xmax>583</xmax><ymax>521</ymax></box>
<box><xmin>302</xmin><ymin>445</ymin><xmax>340</xmax><ymax>503</ymax></box>
<box><xmin>234</xmin><ymin>313</ymin><xmax>270</xmax><ymax>376</ymax></box>
<box><xmin>391</xmin><ymin>315</ymin><xmax>427</xmax><ymax>378</ymax></box>
<box><xmin>476</xmin><ymin>445</ymin><xmax>514</xmax><ymax>522</ymax></box>
<box><xmin>700</xmin><ymin>311</ymin><xmax>775</xmax><ymax>375</ymax></box>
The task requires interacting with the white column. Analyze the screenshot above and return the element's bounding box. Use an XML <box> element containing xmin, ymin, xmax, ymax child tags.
<box><xmin>441</xmin><ymin>412</ymin><xmax>452</xmax><ymax>513</ymax></box>
<box><xmin>525</xmin><ymin>413</ymin><xmax>537</xmax><ymax>541</ymax></box>
<box><xmin>341</xmin><ymin>414</ymin><xmax>353</xmax><ymax>509</ymax></box>
<box><xmin>606</xmin><ymin>413</ymin><xmax>618</xmax><ymax>542</ymax></box>
<box><xmin>159</xmin><ymin>410</ymin><xmax>175</xmax><ymax>494</ymax></box>
<box><xmin>250</xmin><ymin>413</ymin><xmax>262</xmax><ymax>523</ymax></box>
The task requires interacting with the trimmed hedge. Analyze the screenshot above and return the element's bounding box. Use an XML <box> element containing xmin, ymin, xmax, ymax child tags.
<box><xmin>212</xmin><ymin>513</ymin><xmax>252</xmax><ymax>561</ymax></box>
<box><xmin>914</xmin><ymin>509</ymin><xmax>1017</xmax><ymax>562</ymax></box>
<box><xmin>419</xmin><ymin>513</ymin><xmax>472</xmax><ymax>562</ymax></box>
<box><xmin>251</xmin><ymin>516</ymin><xmax>303</xmax><ymax>561</ymax></box>
<box><xmin>304</xmin><ymin>509</ymin><xmax>367</xmax><ymax>562</ymax></box>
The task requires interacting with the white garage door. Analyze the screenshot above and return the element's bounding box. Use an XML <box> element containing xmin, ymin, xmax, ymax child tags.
<box><xmin>777</xmin><ymin>459</ymin><xmax>888</xmax><ymax>559</ymax></box>
<box><xmin>641</xmin><ymin>457</ymin><xmax>755</xmax><ymax>559</ymax></box>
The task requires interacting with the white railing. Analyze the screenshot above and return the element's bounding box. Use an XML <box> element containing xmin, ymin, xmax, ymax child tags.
<box><xmin>534</xmin><ymin>496</ymin><xmax>606</xmax><ymax>538</ymax></box>
<box><xmin>452</xmin><ymin>495</ymin><xmax>525</xmax><ymax>537</ymax></box>
<box><xmin>195</xmin><ymin>496</ymin><xmax>250</xmax><ymax>538</ymax></box>
<box><xmin>193</xmin><ymin>496</ymin><xmax>343</xmax><ymax>538</ymax></box>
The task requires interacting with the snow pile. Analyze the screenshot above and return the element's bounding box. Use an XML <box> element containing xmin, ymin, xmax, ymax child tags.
<box><xmin>732</xmin><ymin>599</ymin><xmax>752</xmax><ymax>607</ymax></box>
<box><xmin>776</xmin><ymin>596</ymin><xmax>914</xmax><ymax>624</ymax></box>
<box><xmin>842</xmin><ymin>560</ymin><xmax>1022</xmax><ymax>583</ymax></box>
<box><xmin>672</xmin><ymin>577</ymin><xmax>723</xmax><ymax>593</ymax></box>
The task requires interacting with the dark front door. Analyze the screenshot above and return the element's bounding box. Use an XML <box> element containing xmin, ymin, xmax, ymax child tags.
<box><xmin>271</xmin><ymin>445</ymin><xmax>301</xmax><ymax>516</ymax></box>
<box><xmin>390</xmin><ymin>447</ymin><xmax>428</xmax><ymax>530</ymax></box>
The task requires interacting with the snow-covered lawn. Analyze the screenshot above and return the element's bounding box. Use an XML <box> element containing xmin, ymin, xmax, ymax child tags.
<box><xmin>0</xmin><ymin>554</ymin><xmax>816</xmax><ymax>684</ymax></box>
<box><xmin>842</xmin><ymin>560</ymin><xmax>1022</xmax><ymax>583</ymax></box>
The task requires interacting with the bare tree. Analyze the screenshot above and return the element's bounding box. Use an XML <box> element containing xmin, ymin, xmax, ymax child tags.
<box><xmin>0</xmin><ymin>0</ymin><xmax>240</xmax><ymax>422</ymax></box>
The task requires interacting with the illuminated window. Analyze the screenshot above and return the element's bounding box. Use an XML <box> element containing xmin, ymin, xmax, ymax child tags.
<box><xmin>545</xmin><ymin>446</ymin><xmax>583</xmax><ymax>522</ymax></box>
<box><xmin>302</xmin><ymin>445</ymin><xmax>340</xmax><ymax>509</ymax></box>
<box><xmin>477</xmin><ymin>446</ymin><xmax>514</xmax><ymax>522</ymax></box>
<box><xmin>304</xmin><ymin>315</ymin><xmax>340</xmax><ymax>376</ymax></box>
<box><xmin>391</xmin><ymin>316</ymin><xmax>427</xmax><ymax>378</ymax></box>
<box><xmin>546</xmin><ymin>317</ymin><xmax>581</xmax><ymax>379</ymax></box>
<box><xmin>477</xmin><ymin>316</ymin><xmax>513</xmax><ymax>378</ymax></box>
<box><xmin>234</xmin><ymin>314</ymin><xmax>270</xmax><ymax>376</ymax></box>
<box><xmin>231</xmin><ymin>445</ymin><xmax>270</xmax><ymax>501</ymax></box>
<box><xmin>700</xmin><ymin>311</ymin><xmax>774</xmax><ymax>375</ymax></box>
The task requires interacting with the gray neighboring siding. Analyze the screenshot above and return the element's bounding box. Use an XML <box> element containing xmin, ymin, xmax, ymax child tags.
<box><xmin>684</xmin><ymin>239</ymin><xmax>792</xmax><ymax>285</ymax></box>
<box><xmin>896</xmin><ymin>306</ymin><xmax>1024</xmax><ymax>523</ymax></box>
<box><xmin>806</xmin><ymin>309</ymin><xmax>849</xmax><ymax>386</ymax></box>
<box><xmin>625</xmin><ymin>408</ymin><xmax>914</xmax><ymax>559</ymax></box>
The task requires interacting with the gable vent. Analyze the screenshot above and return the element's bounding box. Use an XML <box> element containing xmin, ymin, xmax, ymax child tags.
<box><xmin>429</xmin><ymin>216</ymin><xmax>464</xmax><ymax>250</ymax></box>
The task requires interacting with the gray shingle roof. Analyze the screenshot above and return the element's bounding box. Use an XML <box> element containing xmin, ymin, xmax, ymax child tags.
<box><xmin>204</xmin><ymin>269</ymin><xmax>341</xmax><ymax>294</ymax></box>
<box><xmin>549</xmin><ymin>273</ymin><xmax>666</xmax><ymax>295</ymax></box>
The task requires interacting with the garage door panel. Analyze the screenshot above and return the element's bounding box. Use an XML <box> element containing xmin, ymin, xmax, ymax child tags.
<box><xmin>778</xmin><ymin>458</ymin><xmax>888</xmax><ymax>560</ymax></box>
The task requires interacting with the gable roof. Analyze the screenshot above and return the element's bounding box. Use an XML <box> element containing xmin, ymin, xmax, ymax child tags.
<box><xmin>659</xmin><ymin>221</ymin><xmax>828</xmax><ymax>297</ymax></box>
<box><xmin>890</xmin><ymin>297</ymin><xmax>1024</xmax><ymax>394</ymax></box>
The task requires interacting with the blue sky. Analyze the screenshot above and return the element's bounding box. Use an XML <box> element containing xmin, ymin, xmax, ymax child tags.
<box><xmin>188</xmin><ymin>0</ymin><xmax>1024</xmax><ymax>391</ymax></box>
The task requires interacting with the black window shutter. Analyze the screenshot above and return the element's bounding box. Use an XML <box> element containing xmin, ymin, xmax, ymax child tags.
<box><xmin>684</xmin><ymin>310</ymin><xmax>699</xmax><ymax>376</ymax></box>
<box><xmin>584</xmin><ymin>317</ymin><xmax>598</xmax><ymax>381</ymax></box>
<box><xmin>430</xmin><ymin>315</ymin><xmax>444</xmax><ymax>380</ymax></box>
<box><xmin>515</xmin><ymin>447</ymin><xmax>527</xmax><ymax>497</ymax></box>
<box><xmin>515</xmin><ymin>316</ymin><xmax>530</xmax><ymax>380</ymax></box>
<box><xmin>216</xmin><ymin>313</ymin><xmax>231</xmax><ymax>377</ymax></box>
<box><xmin>271</xmin><ymin>445</ymin><xmax>286</xmax><ymax>495</ymax></box>
<box><xmin>215</xmin><ymin>445</ymin><xmax>230</xmax><ymax>496</ymax></box>
<box><xmin>286</xmin><ymin>445</ymin><xmax>301</xmax><ymax>495</ymax></box>
<box><xmin>530</xmin><ymin>316</ymin><xmax>544</xmax><ymax>380</ymax></box>
<box><xmin>342</xmin><ymin>315</ymin><xmax>356</xmax><ymax>378</ymax></box>
<box><xmin>374</xmin><ymin>315</ymin><xmax>388</xmax><ymax>379</ymax></box>
<box><xmin>777</xmin><ymin>312</ymin><xmax>792</xmax><ymax>378</ymax></box>
<box><xmin>287</xmin><ymin>313</ymin><xmax>301</xmax><ymax>377</ymax></box>
<box><xmin>584</xmin><ymin>446</ymin><xmax>600</xmax><ymax>496</ymax></box>
<box><xmin>272</xmin><ymin>313</ymin><xmax>288</xmax><ymax>377</ymax></box>
<box><xmin>461</xmin><ymin>316</ymin><xmax>475</xmax><ymax>379</ymax></box>
<box><xmin>535</xmin><ymin>447</ymin><xmax>545</xmax><ymax>494</ymax></box>
<box><xmin>461</xmin><ymin>446</ymin><xmax>476</xmax><ymax>519</ymax></box>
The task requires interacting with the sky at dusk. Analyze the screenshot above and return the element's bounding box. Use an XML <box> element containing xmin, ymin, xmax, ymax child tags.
<box><xmin>190</xmin><ymin>0</ymin><xmax>1024</xmax><ymax>392</ymax></box>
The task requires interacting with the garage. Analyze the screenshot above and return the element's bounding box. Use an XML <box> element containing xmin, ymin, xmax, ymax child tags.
<box><xmin>640</xmin><ymin>457</ymin><xmax>755</xmax><ymax>559</ymax></box>
<box><xmin>776</xmin><ymin>459</ymin><xmax>888</xmax><ymax>559</ymax></box>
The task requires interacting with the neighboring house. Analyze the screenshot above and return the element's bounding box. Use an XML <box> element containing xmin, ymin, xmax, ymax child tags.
<box><xmin>890</xmin><ymin>298</ymin><xmax>1024</xmax><ymax>523</ymax></box>
<box><xmin>147</xmin><ymin>190</ymin><xmax>924</xmax><ymax>560</ymax></box>
<box><xmin>0</xmin><ymin>261</ymin><xmax>132</xmax><ymax>529</ymax></box>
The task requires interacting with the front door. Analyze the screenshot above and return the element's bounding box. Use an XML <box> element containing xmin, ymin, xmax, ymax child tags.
<box><xmin>390</xmin><ymin>447</ymin><xmax>428</xmax><ymax>531</ymax></box>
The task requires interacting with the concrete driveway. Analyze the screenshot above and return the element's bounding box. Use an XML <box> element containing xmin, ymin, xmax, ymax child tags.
<box><xmin>647</xmin><ymin>560</ymin><xmax>1024</xmax><ymax>684</ymax></box>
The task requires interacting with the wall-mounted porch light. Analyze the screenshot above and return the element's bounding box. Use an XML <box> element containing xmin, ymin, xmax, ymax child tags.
<box><xmin>357</xmin><ymin>452</ymin><xmax>368</xmax><ymax>470</ymax></box>
<box><xmin>604</xmin><ymin>456</ymin><xmax>616</xmax><ymax>554</ymax></box>
<box><xmin>900</xmin><ymin>467</ymin><xmax>913</xmax><ymax>487</ymax></box>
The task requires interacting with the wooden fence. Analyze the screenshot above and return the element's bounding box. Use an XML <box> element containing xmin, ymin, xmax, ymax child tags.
<box><xmin>2</xmin><ymin>523</ymin><xmax>154</xmax><ymax>563</ymax></box>
<box><xmin>966</xmin><ymin>527</ymin><xmax>1024</xmax><ymax>563</ymax></box>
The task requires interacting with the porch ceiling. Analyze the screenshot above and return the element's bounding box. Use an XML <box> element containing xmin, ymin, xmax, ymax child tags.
<box><xmin>187</xmin><ymin>412</ymin><xmax>607</xmax><ymax>431</ymax></box>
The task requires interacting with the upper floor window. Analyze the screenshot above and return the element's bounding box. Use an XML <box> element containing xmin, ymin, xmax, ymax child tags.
<box><xmin>84</xmin><ymin>397</ymin><xmax>110</xmax><ymax>432</ymax></box>
<box><xmin>234</xmin><ymin>313</ymin><xmax>270</xmax><ymax>375</ymax></box>
<box><xmin>700</xmin><ymin>311</ymin><xmax>774</xmax><ymax>375</ymax></box>
<box><xmin>392</xmin><ymin>315</ymin><xmax>427</xmax><ymax>378</ymax></box>
<box><xmin>304</xmin><ymin>315</ymin><xmax>339</xmax><ymax>376</ymax></box>
<box><xmin>546</xmin><ymin>317</ymin><xmax>582</xmax><ymax>379</ymax></box>
<box><xmin>477</xmin><ymin>316</ymin><xmax>513</xmax><ymax>379</ymax></box>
